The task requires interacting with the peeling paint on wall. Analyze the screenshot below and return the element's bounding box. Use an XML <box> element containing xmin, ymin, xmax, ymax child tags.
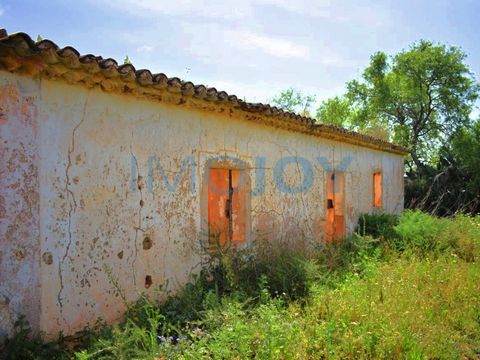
<box><xmin>0</xmin><ymin>76</ymin><xmax>41</xmax><ymax>339</ymax></box>
<box><xmin>0</xmin><ymin>72</ymin><xmax>405</xmax><ymax>340</ymax></box>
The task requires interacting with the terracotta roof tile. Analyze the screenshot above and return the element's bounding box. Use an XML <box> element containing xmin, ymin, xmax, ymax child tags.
<box><xmin>0</xmin><ymin>30</ymin><xmax>409</xmax><ymax>155</ymax></box>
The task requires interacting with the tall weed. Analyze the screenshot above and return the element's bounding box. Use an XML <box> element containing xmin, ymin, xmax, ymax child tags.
<box><xmin>4</xmin><ymin>211</ymin><xmax>480</xmax><ymax>359</ymax></box>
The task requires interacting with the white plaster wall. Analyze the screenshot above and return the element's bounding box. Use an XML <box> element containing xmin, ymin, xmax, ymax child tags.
<box><xmin>0</xmin><ymin>73</ymin><xmax>404</xmax><ymax>338</ymax></box>
<box><xmin>0</xmin><ymin>73</ymin><xmax>41</xmax><ymax>340</ymax></box>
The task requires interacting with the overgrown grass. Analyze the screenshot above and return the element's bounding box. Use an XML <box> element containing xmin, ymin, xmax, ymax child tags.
<box><xmin>2</xmin><ymin>211</ymin><xmax>480</xmax><ymax>359</ymax></box>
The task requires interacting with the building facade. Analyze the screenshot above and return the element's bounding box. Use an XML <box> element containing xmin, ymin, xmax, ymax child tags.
<box><xmin>0</xmin><ymin>32</ymin><xmax>408</xmax><ymax>339</ymax></box>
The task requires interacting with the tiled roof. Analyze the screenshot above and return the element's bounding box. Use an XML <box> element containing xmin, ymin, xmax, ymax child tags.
<box><xmin>0</xmin><ymin>30</ymin><xmax>409</xmax><ymax>155</ymax></box>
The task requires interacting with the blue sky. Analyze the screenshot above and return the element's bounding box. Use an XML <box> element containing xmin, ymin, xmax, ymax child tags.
<box><xmin>1</xmin><ymin>0</ymin><xmax>479</xmax><ymax>111</ymax></box>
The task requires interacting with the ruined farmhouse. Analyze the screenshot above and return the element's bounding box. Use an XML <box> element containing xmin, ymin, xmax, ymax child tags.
<box><xmin>0</xmin><ymin>31</ymin><xmax>408</xmax><ymax>338</ymax></box>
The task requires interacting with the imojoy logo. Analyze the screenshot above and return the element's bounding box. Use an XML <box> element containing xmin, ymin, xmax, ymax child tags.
<box><xmin>130</xmin><ymin>155</ymin><xmax>353</xmax><ymax>195</ymax></box>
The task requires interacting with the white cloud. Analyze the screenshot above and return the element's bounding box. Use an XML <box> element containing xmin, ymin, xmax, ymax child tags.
<box><xmin>259</xmin><ymin>0</ymin><xmax>389</xmax><ymax>27</ymax></box>
<box><xmin>103</xmin><ymin>0</ymin><xmax>253</xmax><ymax>19</ymax></box>
<box><xmin>226</xmin><ymin>30</ymin><xmax>310</xmax><ymax>59</ymax></box>
<box><xmin>177</xmin><ymin>22</ymin><xmax>310</xmax><ymax>63</ymax></box>
<box><xmin>178</xmin><ymin>22</ymin><xmax>227</xmax><ymax>65</ymax></box>
<box><xmin>94</xmin><ymin>0</ymin><xmax>392</xmax><ymax>31</ymax></box>
<box><xmin>136</xmin><ymin>45</ymin><xmax>154</xmax><ymax>53</ymax></box>
<box><xmin>315</xmin><ymin>46</ymin><xmax>355</xmax><ymax>67</ymax></box>
<box><xmin>258</xmin><ymin>0</ymin><xmax>336</xmax><ymax>18</ymax></box>
<box><xmin>94</xmin><ymin>0</ymin><xmax>389</xmax><ymax>28</ymax></box>
<box><xmin>84</xmin><ymin>0</ymin><xmax>382</xmax><ymax>105</ymax></box>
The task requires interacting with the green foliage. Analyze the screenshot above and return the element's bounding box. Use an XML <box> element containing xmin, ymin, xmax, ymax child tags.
<box><xmin>123</xmin><ymin>55</ymin><xmax>132</xmax><ymax>65</ymax></box>
<box><xmin>270</xmin><ymin>87</ymin><xmax>316</xmax><ymax>116</ymax></box>
<box><xmin>198</xmin><ymin>240</ymin><xmax>319</xmax><ymax>302</ymax></box>
<box><xmin>5</xmin><ymin>211</ymin><xmax>480</xmax><ymax>359</ymax></box>
<box><xmin>0</xmin><ymin>315</ymin><xmax>70</xmax><ymax>360</ymax></box>
<box><xmin>315</xmin><ymin>95</ymin><xmax>353</xmax><ymax>128</ymax></box>
<box><xmin>248</xmin><ymin>246</ymin><xmax>319</xmax><ymax>300</ymax></box>
<box><xmin>393</xmin><ymin>210</ymin><xmax>449</xmax><ymax>252</ymax></box>
<box><xmin>392</xmin><ymin>210</ymin><xmax>480</xmax><ymax>260</ymax></box>
<box><xmin>159</xmin><ymin>274</ymin><xmax>216</xmax><ymax>326</ymax></box>
<box><xmin>306</xmin><ymin>256</ymin><xmax>480</xmax><ymax>359</ymax></box>
<box><xmin>405</xmin><ymin>132</ymin><xmax>480</xmax><ymax>215</ymax></box>
<box><xmin>356</xmin><ymin>212</ymin><xmax>399</xmax><ymax>240</ymax></box>
<box><xmin>315</xmin><ymin>96</ymin><xmax>391</xmax><ymax>140</ymax></box>
<box><xmin>184</xmin><ymin>295</ymin><xmax>306</xmax><ymax>359</ymax></box>
<box><xmin>437</xmin><ymin>214</ymin><xmax>480</xmax><ymax>262</ymax></box>
<box><xmin>310</xmin><ymin>40</ymin><xmax>479</xmax><ymax>176</ymax></box>
<box><xmin>346</xmin><ymin>40</ymin><xmax>479</xmax><ymax>171</ymax></box>
<box><xmin>74</xmin><ymin>298</ymin><xmax>166</xmax><ymax>360</ymax></box>
<box><xmin>451</xmin><ymin>120</ymin><xmax>480</xmax><ymax>193</ymax></box>
<box><xmin>316</xmin><ymin>233</ymin><xmax>383</xmax><ymax>278</ymax></box>
<box><xmin>273</xmin><ymin>42</ymin><xmax>480</xmax><ymax>215</ymax></box>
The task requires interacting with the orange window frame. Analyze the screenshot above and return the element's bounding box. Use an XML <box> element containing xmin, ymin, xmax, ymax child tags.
<box><xmin>373</xmin><ymin>171</ymin><xmax>383</xmax><ymax>208</ymax></box>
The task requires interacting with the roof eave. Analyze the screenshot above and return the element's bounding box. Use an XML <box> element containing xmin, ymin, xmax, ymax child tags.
<box><xmin>0</xmin><ymin>30</ymin><xmax>410</xmax><ymax>156</ymax></box>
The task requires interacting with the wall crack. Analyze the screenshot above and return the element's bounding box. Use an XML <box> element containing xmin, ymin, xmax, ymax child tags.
<box><xmin>129</xmin><ymin>131</ymin><xmax>144</xmax><ymax>287</ymax></box>
<box><xmin>57</xmin><ymin>97</ymin><xmax>88</xmax><ymax>328</ymax></box>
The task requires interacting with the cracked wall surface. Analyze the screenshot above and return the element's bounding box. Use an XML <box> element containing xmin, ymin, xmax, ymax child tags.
<box><xmin>0</xmin><ymin>72</ymin><xmax>404</xmax><ymax>339</ymax></box>
<box><xmin>0</xmin><ymin>74</ymin><xmax>41</xmax><ymax>339</ymax></box>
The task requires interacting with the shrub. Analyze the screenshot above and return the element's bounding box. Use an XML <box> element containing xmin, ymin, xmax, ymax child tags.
<box><xmin>156</xmin><ymin>241</ymin><xmax>319</xmax><ymax>333</ymax></box>
<box><xmin>205</xmin><ymin>242</ymin><xmax>319</xmax><ymax>301</ymax></box>
<box><xmin>0</xmin><ymin>316</ymin><xmax>70</xmax><ymax>360</ymax></box>
<box><xmin>159</xmin><ymin>274</ymin><xmax>216</xmax><ymax>326</ymax></box>
<box><xmin>246</xmin><ymin>247</ymin><xmax>319</xmax><ymax>300</ymax></box>
<box><xmin>393</xmin><ymin>210</ymin><xmax>449</xmax><ymax>252</ymax></box>
<box><xmin>355</xmin><ymin>212</ymin><xmax>399</xmax><ymax>240</ymax></box>
<box><xmin>75</xmin><ymin>298</ymin><xmax>170</xmax><ymax>360</ymax></box>
<box><xmin>6</xmin><ymin>211</ymin><xmax>480</xmax><ymax>359</ymax></box>
<box><xmin>437</xmin><ymin>214</ymin><xmax>480</xmax><ymax>261</ymax></box>
<box><xmin>393</xmin><ymin>210</ymin><xmax>480</xmax><ymax>258</ymax></box>
<box><xmin>316</xmin><ymin>233</ymin><xmax>384</xmax><ymax>283</ymax></box>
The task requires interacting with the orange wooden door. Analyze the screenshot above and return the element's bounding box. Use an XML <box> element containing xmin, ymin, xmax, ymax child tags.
<box><xmin>208</xmin><ymin>168</ymin><xmax>246</xmax><ymax>245</ymax></box>
<box><xmin>326</xmin><ymin>173</ymin><xmax>335</xmax><ymax>242</ymax></box>
<box><xmin>231</xmin><ymin>169</ymin><xmax>246</xmax><ymax>243</ymax></box>
<box><xmin>208</xmin><ymin>168</ymin><xmax>230</xmax><ymax>245</ymax></box>
<box><xmin>326</xmin><ymin>172</ymin><xmax>345</xmax><ymax>242</ymax></box>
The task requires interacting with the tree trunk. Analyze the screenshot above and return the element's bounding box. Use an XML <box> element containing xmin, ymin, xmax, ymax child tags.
<box><xmin>410</xmin><ymin>150</ymin><xmax>428</xmax><ymax>177</ymax></box>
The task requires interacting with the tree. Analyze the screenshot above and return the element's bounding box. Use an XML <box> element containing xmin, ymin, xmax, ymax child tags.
<box><xmin>315</xmin><ymin>95</ymin><xmax>391</xmax><ymax>139</ymax></box>
<box><xmin>451</xmin><ymin>120</ymin><xmax>480</xmax><ymax>192</ymax></box>
<box><xmin>315</xmin><ymin>96</ymin><xmax>352</xmax><ymax>128</ymax></box>
<box><xmin>272</xmin><ymin>41</ymin><xmax>479</xmax><ymax>214</ymax></box>
<box><xmin>270</xmin><ymin>88</ymin><xmax>316</xmax><ymax>117</ymax></box>
<box><xmin>405</xmin><ymin>120</ymin><xmax>480</xmax><ymax>215</ymax></box>
<box><xmin>272</xmin><ymin>41</ymin><xmax>478</xmax><ymax>173</ymax></box>
<box><xmin>345</xmin><ymin>40</ymin><xmax>478</xmax><ymax>172</ymax></box>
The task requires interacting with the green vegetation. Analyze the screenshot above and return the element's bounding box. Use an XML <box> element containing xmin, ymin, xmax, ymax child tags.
<box><xmin>2</xmin><ymin>211</ymin><xmax>480</xmax><ymax>359</ymax></box>
<box><xmin>270</xmin><ymin>87</ymin><xmax>316</xmax><ymax>117</ymax></box>
<box><xmin>273</xmin><ymin>40</ymin><xmax>480</xmax><ymax>215</ymax></box>
<box><xmin>123</xmin><ymin>55</ymin><xmax>132</xmax><ymax>65</ymax></box>
<box><xmin>315</xmin><ymin>40</ymin><xmax>479</xmax><ymax>174</ymax></box>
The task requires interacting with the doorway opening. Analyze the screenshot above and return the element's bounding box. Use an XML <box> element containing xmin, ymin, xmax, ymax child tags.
<box><xmin>326</xmin><ymin>172</ymin><xmax>345</xmax><ymax>242</ymax></box>
<box><xmin>207</xmin><ymin>168</ymin><xmax>246</xmax><ymax>246</ymax></box>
